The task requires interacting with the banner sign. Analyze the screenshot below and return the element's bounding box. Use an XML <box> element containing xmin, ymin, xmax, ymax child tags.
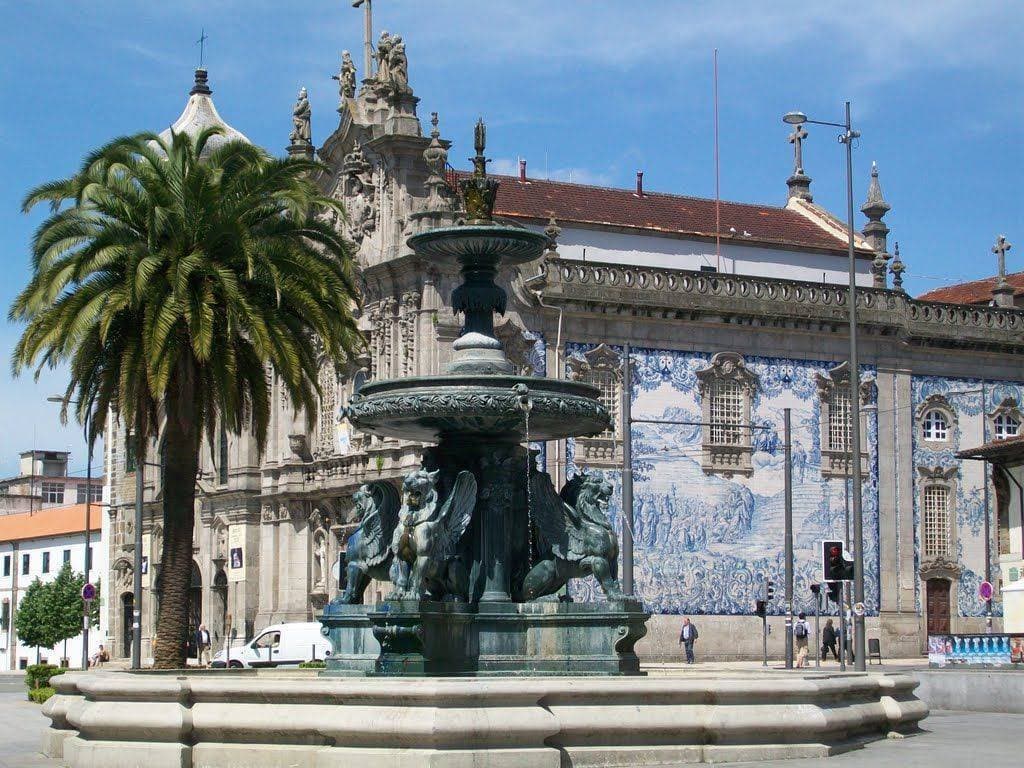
<box><xmin>928</xmin><ymin>634</ymin><xmax>1024</xmax><ymax>666</ymax></box>
<box><xmin>227</xmin><ymin>525</ymin><xmax>246</xmax><ymax>582</ymax></box>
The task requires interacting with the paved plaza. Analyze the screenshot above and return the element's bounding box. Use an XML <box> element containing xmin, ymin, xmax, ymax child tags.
<box><xmin>2</xmin><ymin>667</ymin><xmax>1021</xmax><ymax>768</ymax></box>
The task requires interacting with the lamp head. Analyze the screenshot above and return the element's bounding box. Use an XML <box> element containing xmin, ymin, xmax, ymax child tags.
<box><xmin>783</xmin><ymin>111</ymin><xmax>808</xmax><ymax>125</ymax></box>
<box><xmin>47</xmin><ymin>396</ymin><xmax>64</xmax><ymax>403</ymax></box>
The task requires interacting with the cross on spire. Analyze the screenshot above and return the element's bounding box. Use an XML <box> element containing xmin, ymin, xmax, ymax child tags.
<box><xmin>196</xmin><ymin>28</ymin><xmax>209</xmax><ymax>68</ymax></box>
<box><xmin>788</xmin><ymin>124</ymin><xmax>808</xmax><ymax>175</ymax></box>
<box><xmin>993</xmin><ymin>234</ymin><xmax>1013</xmax><ymax>281</ymax></box>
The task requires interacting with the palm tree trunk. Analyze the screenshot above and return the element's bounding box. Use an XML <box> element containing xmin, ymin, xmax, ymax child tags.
<box><xmin>153</xmin><ymin>356</ymin><xmax>201</xmax><ymax>669</ymax></box>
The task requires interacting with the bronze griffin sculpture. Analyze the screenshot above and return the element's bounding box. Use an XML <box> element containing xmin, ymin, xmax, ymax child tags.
<box><xmin>522</xmin><ymin>470</ymin><xmax>626</xmax><ymax>602</ymax></box>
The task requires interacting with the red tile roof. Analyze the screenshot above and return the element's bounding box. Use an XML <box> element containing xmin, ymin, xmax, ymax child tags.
<box><xmin>917</xmin><ymin>272</ymin><xmax>1024</xmax><ymax>306</ymax></box>
<box><xmin>481</xmin><ymin>174</ymin><xmax>857</xmax><ymax>253</ymax></box>
<box><xmin>0</xmin><ymin>503</ymin><xmax>101</xmax><ymax>543</ymax></box>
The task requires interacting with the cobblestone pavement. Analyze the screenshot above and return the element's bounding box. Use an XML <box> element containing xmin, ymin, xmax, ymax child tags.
<box><xmin>0</xmin><ymin>670</ymin><xmax>1018</xmax><ymax>768</ymax></box>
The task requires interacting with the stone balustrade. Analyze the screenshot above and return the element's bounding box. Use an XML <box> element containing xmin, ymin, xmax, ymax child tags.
<box><xmin>544</xmin><ymin>259</ymin><xmax>1024</xmax><ymax>350</ymax></box>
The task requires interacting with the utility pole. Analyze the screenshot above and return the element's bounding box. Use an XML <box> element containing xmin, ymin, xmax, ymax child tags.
<box><xmin>82</xmin><ymin>410</ymin><xmax>93</xmax><ymax>670</ymax></box>
<box><xmin>621</xmin><ymin>343</ymin><xmax>634</xmax><ymax>597</ymax></box>
<box><xmin>784</xmin><ymin>408</ymin><xmax>793</xmax><ymax>669</ymax></box>
<box><xmin>132</xmin><ymin>455</ymin><xmax>143</xmax><ymax>670</ymax></box>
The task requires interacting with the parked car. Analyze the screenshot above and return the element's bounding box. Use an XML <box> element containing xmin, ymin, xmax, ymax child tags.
<box><xmin>211</xmin><ymin>622</ymin><xmax>331</xmax><ymax>668</ymax></box>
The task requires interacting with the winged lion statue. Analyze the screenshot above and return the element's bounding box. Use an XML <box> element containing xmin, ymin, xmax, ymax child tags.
<box><xmin>522</xmin><ymin>470</ymin><xmax>625</xmax><ymax>602</ymax></box>
<box><xmin>390</xmin><ymin>468</ymin><xmax>478</xmax><ymax>601</ymax></box>
<box><xmin>336</xmin><ymin>481</ymin><xmax>402</xmax><ymax>604</ymax></box>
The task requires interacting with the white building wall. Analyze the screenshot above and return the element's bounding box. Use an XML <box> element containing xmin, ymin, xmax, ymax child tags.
<box><xmin>0</xmin><ymin>529</ymin><xmax>108</xmax><ymax>671</ymax></box>
<box><xmin>526</xmin><ymin>224</ymin><xmax>874</xmax><ymax>286</ymax></box>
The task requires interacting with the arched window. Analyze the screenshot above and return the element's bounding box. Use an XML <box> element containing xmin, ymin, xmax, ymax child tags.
<box><xmin>995</xmin><ymin>412</ymin><xmax>1020</xmax><ymax>440</ymax></box>
<box><xmin>922</xmin><ymin>485</ymin><xmax>950</xmax><ymax>557</ymax></box>
<box><xmin>922</xmin><ymin>410</ymin><xmax>949</xmax><ymax>442</ymax></box>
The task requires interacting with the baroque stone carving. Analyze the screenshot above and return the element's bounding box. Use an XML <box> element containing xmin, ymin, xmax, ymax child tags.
<box><xmin>390</xmin><ymin>469</ymin><xmax>477</xmax><ymax>600</ymax></box>
<box><xmin>919</xmin><ymin>553</ymin><xmax>962</xmax><ymax>580</ymax></box>
<box><xmin>523</xmin><ymin>471</ymin><xmax>625</xmax><ymax>601</ymax></box>
<box><xmin>339</xmin><ymin>141</ymin><xmax>377</xmax><ymax>246</ymax></box>
<box><xmin>398</xmin><ymin>291</ymin><xmax>420</xmax><ymax>377</ymax></box>
<box><xmin>696</xmin><ymin>352</ymin><xmax>758</xmax><ymax>478</ymax></box>
<box><xmin>335</xmin><ymin>481</ymin><xmax>401</xmax><ymax>604</ymax></box>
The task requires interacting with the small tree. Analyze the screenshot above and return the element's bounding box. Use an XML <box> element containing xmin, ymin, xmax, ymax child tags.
<box><xmin>16</xmin><ymin>579</ymin><xmax>59</xmax><ymax>664</ymax></box>
<box><xmin>49</xmin><ymin>564</ymin><xmax>87</xmax><ymax>661</ymax></box>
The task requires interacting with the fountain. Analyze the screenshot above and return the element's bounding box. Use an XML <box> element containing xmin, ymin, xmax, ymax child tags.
<box><xmin>40</xmin><ymin>120</ymin><xmax>927</xmax><ymax>768</ymax></box>
<box><xmin>320</xmin><ymin>118</ymin><xmax>649</xmax><ymax>676</ymax></box>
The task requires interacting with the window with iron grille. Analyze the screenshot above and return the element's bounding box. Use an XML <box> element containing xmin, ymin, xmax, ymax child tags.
<box><xmin>923</xmin><ymin>485</ymin><xmax>950</xmax><ymax>557</ymax></box>
<box><xmin>829</xmin><ymin>387</ymin><xmax>851</xmax><ymax>452</ymax></box>
<box><xmin>42</xmin><ymin>551</ymin><xmax>50</xmax><ymax>574</ymax></box>
<box><xmin>922</xmin><ymin>410</ymin><xmax>949</xmax><ymax>442</ymax></box>
<box><xmin>590</xmin><ymin>367</ymin><xmax>619</xmax><ymax>439</ymax></box>
<box><xmin>995</xmin><ymin>413</ymin><xmax>1020</xmax><ymax>440</ymax></box>
<box><xmin>709</xmin><ymin>380</ymin><xmax>743</xmax><ymax>445</ymax></box>
<box><xmin>41</xmin><ymin>482</ymin><xmax>64</xmax><ymax>505</ymax></box>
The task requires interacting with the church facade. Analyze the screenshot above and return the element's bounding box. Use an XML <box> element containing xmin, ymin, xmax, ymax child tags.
<box><xmin>102</xmin><ymin>35</ymin><xmax>1024</xmax><ymax>661</ymax></box>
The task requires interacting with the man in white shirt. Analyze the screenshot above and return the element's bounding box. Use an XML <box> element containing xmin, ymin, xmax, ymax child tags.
<box><xmin>678</xmin><ymin>617</ymin><xmax>699</xmax><ymax>664</ymax></box>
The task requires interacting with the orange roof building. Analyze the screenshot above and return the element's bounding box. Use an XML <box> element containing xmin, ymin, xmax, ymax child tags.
<box><xmin>0</xmin><ymin>503</ymin><xmax>101</xmax><ymax>543</ymax></box>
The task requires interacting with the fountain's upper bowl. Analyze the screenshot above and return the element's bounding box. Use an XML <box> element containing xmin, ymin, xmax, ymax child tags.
<box><xmin>407</xmin><ymin>225</ymin><xmax>547</xmax><ymax>267</ymax></box>
<box><xmin>346</xmin><ymin>375</ymin><xmax>610</xmax><ymax>443</ymax></box>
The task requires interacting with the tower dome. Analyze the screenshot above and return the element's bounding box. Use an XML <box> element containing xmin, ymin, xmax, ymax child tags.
<box><xmin>157</xmin><ymin>68</ymin><xmax>249</xmax><ymax>153</ymax></box>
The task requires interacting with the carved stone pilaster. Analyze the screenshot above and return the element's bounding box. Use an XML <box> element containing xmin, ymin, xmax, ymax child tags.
<box><xmin>399</xmin><ymin>291</ymin><xmax>421</xmax><ymax>377</ymax></box>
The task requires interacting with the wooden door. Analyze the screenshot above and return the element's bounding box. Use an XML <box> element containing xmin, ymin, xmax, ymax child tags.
<box><xmin>926</xmin><ymin>578</ymin><xmax>951</xmax><ymax>635</ymax></box>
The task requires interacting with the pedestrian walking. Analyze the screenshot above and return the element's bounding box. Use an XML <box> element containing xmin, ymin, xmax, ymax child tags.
<box><xmin>793</xmin><ymin>612</ymin><xmax>811</xmax><ymax>668</ymax></box>
<box><xmin>678</xmin><ymin>617</ymin><xmax>699</xmax><ymax>664</ymax></box>
<box><xmin>196</xmin><ymin>624</ymin><xmax>212</xmax><ymax>667</ymax></box>
<box><xmin>821</xmin><ymin>618</ymin><xmax>839</xmax><ymax>661</ymax></box>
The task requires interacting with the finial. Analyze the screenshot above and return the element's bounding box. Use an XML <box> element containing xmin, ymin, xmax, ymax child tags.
<box><xmin>190</xmin><ymin>67</ymin><xmax>212</xmax><ymax>96</ymax></box>
<box><xmin>430</xmin><ymin>111</ymin><xmax>440</xmax><ymax>140</ymax></box>
<box><xmin>890</xmin><ymin>242</ymin><xmax>906</xmax><ymax>292</ymax></box>
<box><xmin>474</xmin><ymin>117</ymin><xmax>486</xmax><ymax>158</ymax></box>
<box><xmin>459</xmin><ymin>117</ymin><xmax>499</xmax><ymax>224</ymax></box>
<box><xmin>861</xmin><ymin>160</ymin><xmax>890</xmax><ymax>213</ymax></box>
<box><xmin>544</xmin><ymin>214</ymin><xmax>561</xmax><ymax>255</ymax></box>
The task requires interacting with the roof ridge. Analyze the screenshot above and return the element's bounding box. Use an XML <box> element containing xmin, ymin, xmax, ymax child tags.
<box><xmin>476</xmin><ymin>171</ymin><xmax>795</xmax><ymax>214</ymax></box>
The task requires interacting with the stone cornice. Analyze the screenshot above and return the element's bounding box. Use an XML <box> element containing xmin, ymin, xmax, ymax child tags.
<box><xmin>539</xmin><ymin>259</ymin><xmax>1024</xmax><ymax>353</ymax></box>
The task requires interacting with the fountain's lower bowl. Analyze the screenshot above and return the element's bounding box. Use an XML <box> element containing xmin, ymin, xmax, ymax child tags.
<box><xmin>346</xmin><ymin>375</ymin><xmax>609</xmax><ymax>442</ymax></box>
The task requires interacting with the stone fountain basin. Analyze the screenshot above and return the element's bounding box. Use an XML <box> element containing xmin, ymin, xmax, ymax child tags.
<box><xmin>407</xmin><ymin>224</ymin><xmax>548</xmax><ymax>266</ymax></box>
<box><xmin>346</xmin><ymin>375</ymin><xmax>610</xmax><ymax>442</ymax></box>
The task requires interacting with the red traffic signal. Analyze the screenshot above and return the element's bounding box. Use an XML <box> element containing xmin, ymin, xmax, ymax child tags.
<box><xmin>822</xmin><ymin>540</ymin><xmax>853</xmax><ymax>582</ymax></box>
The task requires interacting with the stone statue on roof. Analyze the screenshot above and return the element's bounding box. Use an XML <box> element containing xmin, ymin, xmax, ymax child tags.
<box><xmin>375</xmin><ymin>31</ymin><xmax>392</xmax><ymax>84</ymax></box>
<box><xmin>333</xmin><ymin>50</ymin><xmax>357</xmax><ymax>103</ymax></box>
<box><xmin>290</xmin><ymin>87</ymin><xmax>311</xmax><ymax>145</ymax></box>
<box><xmin>389</xmin><ymin>36</ymin><xmax>409</xmax><ymax>92</ymax></box>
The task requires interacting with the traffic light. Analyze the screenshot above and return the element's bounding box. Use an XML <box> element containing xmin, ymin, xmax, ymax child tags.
<box><xmin>827</xmin><ymin>581</ymin><xmax>841</xmax><ymax>603</ymax></box>
<box><xmin>765</xmin><ymin>580</ymin><xmax>775</xmax><ymax>600</ymax></box>
<box><xmin>822</xmin><ymin>540</ymin><xmax>854</xmax><ymax>582</ymax></box>
<box><xmin>810</xmin><ymin>582</ymin><xmax>821</xmax><ymax>596</ymax></box>
<box><xmin>755</xmin><ymin>600</ymin><xmax>767</xmax><ymax>617</ymax></box>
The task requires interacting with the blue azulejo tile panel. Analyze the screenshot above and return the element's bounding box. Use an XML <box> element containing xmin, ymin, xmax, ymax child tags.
<box><xmin>564</xmin><ymin>344</ymin><xmax>880</xmax><ymax>617</ymax></box>
<box><xmin>910</xmin><ymin>377</ymin><xmax>1023</xmax><ymax>618</ymax></box>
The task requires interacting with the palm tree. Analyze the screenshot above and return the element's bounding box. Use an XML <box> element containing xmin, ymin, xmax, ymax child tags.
<box><xmin>11</xmin><ymin>129</ymin><xmax>362</xmax><ymax>668</ymax></box>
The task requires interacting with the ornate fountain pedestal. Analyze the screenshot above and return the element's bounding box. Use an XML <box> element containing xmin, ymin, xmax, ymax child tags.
<box><xmin>319</xmin><ymin>603</ymin><xmax>379</xmax><ymax>676</ymax></box>
<box><xmin>368</xmin><ymin>598</ymin><xmax>649</xmax><ymax>676</ymax></box>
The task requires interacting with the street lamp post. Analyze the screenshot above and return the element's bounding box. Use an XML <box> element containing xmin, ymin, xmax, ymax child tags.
<box><xmin>48</xmin><ymin>397</ymin><xmax>94</xmax><ymax>670</ymax></box>
<box><xmin>783</xmin><ymin>103</ymin><xmax>866</xmax><ymax>671</ymax></box>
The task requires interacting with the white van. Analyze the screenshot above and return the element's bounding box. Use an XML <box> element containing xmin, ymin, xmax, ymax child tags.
<box><xmin>211</xmin><ymin>622</ymin><xmax>332</xmax><ymax>668</ymax></box>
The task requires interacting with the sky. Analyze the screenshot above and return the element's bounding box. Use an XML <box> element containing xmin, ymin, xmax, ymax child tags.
<box><xmin>0</xmin><ymin>0</ymin><xmax>1020</xmax><ymax>477</ymax></box>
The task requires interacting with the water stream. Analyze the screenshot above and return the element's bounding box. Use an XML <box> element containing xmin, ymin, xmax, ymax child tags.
<box><xmin>523</xmin><ymin>404</ymin><xmax>534</xmax><ymax>568</ymax></box>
